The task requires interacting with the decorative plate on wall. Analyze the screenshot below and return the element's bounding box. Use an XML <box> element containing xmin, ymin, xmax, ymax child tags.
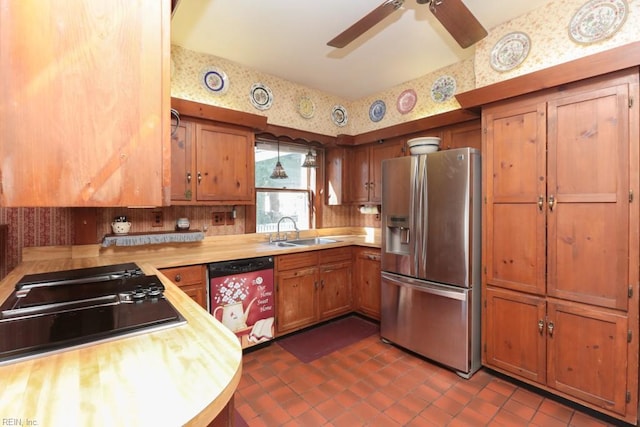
<box><xmin>201</xmin><ymin>67</ymin><xmax>229</xmax><ymax>94</ymax></box>
<box><xmin>490</xmin><ymin>32</ymin><xmax>531</xmax><ymax>72</ymax></box>
<box><xmin>569</xmin><ymin>0</ymin><xmax>628</xmax><ymax>44</ymax></box>
<box><xmin>396</xmin><ymin>89</ymin><xmax>417</xmax><ymax>114</ymax></box>
<box><xmin>430</xmin><ymin>75</ymin><xmax>457</xmax><ymax>103</ymax></box>
<box><xmin>331</xmin><ymin>105</ymin><xmax>348</xmax><ymax>127</ymax></box>
<box><xmin>249</xmin><ymin>83</ymin><xmax>273</xmax><ymax>110</ymax></box>
<box><xmin>369</xmin><ymin>100</ymin><xmax>386</xmax><ymax>122</ymax></box>
<box><xmin>298</xmin><ymin>96</ymin><xmax>315</xmax><ymax>119</ymax></box>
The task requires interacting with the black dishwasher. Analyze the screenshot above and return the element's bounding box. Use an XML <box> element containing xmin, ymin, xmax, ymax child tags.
<box><xmin>208</xmin><ymin>256</ymin><xmax>274</xmax><ymax>350</ymax></box>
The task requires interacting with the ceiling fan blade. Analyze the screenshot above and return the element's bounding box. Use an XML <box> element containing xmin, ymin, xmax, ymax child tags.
<box><xmin>327</xmin><ymin>0</ymin><xmax>404</xmax><ymax>48</ymax></box>
<box><xmin>428</xmin><ymin>0</ymin><xmax>487</xmax><ymax>48</ymax></box>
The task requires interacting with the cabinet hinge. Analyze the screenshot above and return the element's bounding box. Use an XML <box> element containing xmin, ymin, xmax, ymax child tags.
<box><xmin>483</xmin><ymin>127</ymin><xmax>488</xmax><ymax>134</ymax></box>
<box><xmin>629</xmin><ymin>286</ymin><xmax>633</xmax><ymax>298</ymax></box>
<box><xmin>484</xmin><ymin>196</ymin><xmax>487</xmax><ymax>204</ymax></box>
<box><xmin>629</xmin><ymin>97</ymin><xmax>634</xmax><ymax>109</ymax></box>
<box><xmin>628</xmin><ymin>330</ymin><xmax>632</xmax><ymax>343</ymax></box>
<box><xmin>627</xmin><ymin>391</ymin><xmax>631</xmax><ymax>403</ymax></box>
<box><xmin>630</xmin><ymin>190</ymin><xmax>634</xmax><ymax>203</ymax></box>
<box><xmin>484</xmin><ymin>265</ymin><xmax>487</xmax><ymax>274</ymax></box>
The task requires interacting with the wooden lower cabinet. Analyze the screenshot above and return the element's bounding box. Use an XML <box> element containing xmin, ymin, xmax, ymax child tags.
<box><xmin>275</xmin><ymin>248</ymin><xmax>352</xmax><ymax>335</ymax></box>
<box><xmin>484</xmin><ymin>286</ymin><xmax>630</xmax><ymax>418</ymax></box>
<box><xmin>353</xmin><ymin>247</ymin><xmax>381</xmax><ymax>320</ymax></box>
<box><xmin>159</xmin><ymin>264</ymin><xmax>207</xmax><ymax>310</ymax></box>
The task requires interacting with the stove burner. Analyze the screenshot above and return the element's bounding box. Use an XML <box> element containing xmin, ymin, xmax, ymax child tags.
<box><xmin>120</xmin><ymin>282</ymin><xmax>165</xmax><ymax>303</ymax></box>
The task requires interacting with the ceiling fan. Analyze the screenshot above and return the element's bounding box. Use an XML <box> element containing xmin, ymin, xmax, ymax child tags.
<box><xmin>327</xmin><ymin>0</ymin><xmax>488</xmax><ymax>49</ymax></box>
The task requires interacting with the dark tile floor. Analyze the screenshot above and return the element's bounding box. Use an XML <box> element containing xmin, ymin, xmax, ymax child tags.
<box><xmin>236</xmin><ymin>321</ymin><xmax>623</xmax><ymax>426</ymax></box>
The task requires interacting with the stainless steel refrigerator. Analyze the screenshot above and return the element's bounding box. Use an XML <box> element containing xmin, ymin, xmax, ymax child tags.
<box><xmin>380</xmin><ymin>147</ymin><xmax>481</xmax><ymax>378</ymax></box>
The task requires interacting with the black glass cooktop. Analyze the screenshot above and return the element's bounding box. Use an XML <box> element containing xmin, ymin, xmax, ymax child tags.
<box><xmin>0</xmin><ymin>263</ymin><xmax>186</xmax><ymax>365</ymax></box>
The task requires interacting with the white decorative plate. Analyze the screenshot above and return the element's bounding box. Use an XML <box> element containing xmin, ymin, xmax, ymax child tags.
<box><xmin>249</xmin><ymin>83</ymin><xmax>273</xmax><ymax>110</ymax></box>
<box><xmin>369</xmin><ymin>100</ymin><xmax>386</xmax><ymax>122</ymax></box>
<box><xmin>431</xmin><ymin>76</ymin><xmax>457</xmax><ymax>103</ymax></box>
<box><xmin>201</xmin><ymin>67</ymin><xmax>229</xmax><ymax>94</ymax></box>
<box><xmin>490</xmin><ymin>32</ymin><xmax>531</xmax><ymax>72</ymax></box>
<box><xmin>298</xmin><ymin>96</ymin><xmax>315</xmax><ymax>119</ymax></box>
<box><xmin>397</xmin><ymin>89</ymin><xmax>417</xmax><ymax>114</ymax></box>
<box><xmin>331</xmin><ymin>105</ymin><xmax>348</xmax><ymax>127</ymax></box>
<box><xmin>569</xmin><ymin>0</ymin><xmax>627</xmax><ymax>44</ymax></box>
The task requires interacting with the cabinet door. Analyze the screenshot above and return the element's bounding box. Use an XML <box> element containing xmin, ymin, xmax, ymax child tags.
<box><xmin>484</xmin><ymin>287</ymin><xmax>546</xmax><ymax>384</ymax></box>
<box><xmin>0</xmin><ymin>0</ymin><xmax>170</xmax><ymax>207</ymax></box>
<box><xmin>483</xmin><ymin>102</ymin><xmax>547</xmax><ymax>295</ymax></box>
<box><xmin>160</xmin><ymin>265</ymin><xmax>207</xmax><ymax>309</ymax></box>
<box><xmin>442</xmin><ymin>121</ymin><xmax>481</xmax><ymax>150</ymax></box>
<box><xmin>195</xmin><ymin>123</ymin><xmax>255</xmax><ymax>203</ymax></box>
<box><xmin>547</xmin><ymin>85</ymin><xmax>630</xmax><ymax>310</ymax></box>
<box><xmin>276</xmin><ymin>267</ymin><xmax>317</xmax><ymax>335</ymax></box>
<box><xmin>318</xmin><ymin>261</ymin><xmax>352</xmax><ymax>320</ymax></box>
<box><xmin>348</xmin><ymin>146</ymin><xmax>370</xmax><ymax>203</ymax></box>
<box><xmin>547</xmin><ymin>300</ymin><xmax>628</xmax><ymax>415</ymax></box>
<box><xmin>170</xmin><ymin>120</ymin><xmax>194</xmax><ymax>201</ymax></box>
<box><xmin>370</xmin><ymin>141</ymin><xmax>404</xmax><ymax>203</ymax></box>
<box><xmin>355</xmin><ymin>248</ymin><xmax>381</xmax><ymax>320</ymax></box>
<box><xmin>325</xmin><ymin>147</ymin><xmax>347</xmax><ymax>205</ymax></box>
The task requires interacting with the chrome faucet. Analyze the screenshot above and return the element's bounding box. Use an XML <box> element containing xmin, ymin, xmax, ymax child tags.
<box><xmin>270</xmin><ymin>216</ymin><xmax>300</xmax><ymax>243</ymax></box>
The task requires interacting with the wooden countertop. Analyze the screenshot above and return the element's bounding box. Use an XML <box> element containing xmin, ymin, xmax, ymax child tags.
<box><xmin>0</xmin><ymin>227</ymin><xmax>380</xmax><ymax>426</ymax></box>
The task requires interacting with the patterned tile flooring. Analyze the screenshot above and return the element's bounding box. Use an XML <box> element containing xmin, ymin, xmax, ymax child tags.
<box><xmin>235</xmin><ymin>321</ymin><xmax>623</xmax><ymax>426</ymax></box>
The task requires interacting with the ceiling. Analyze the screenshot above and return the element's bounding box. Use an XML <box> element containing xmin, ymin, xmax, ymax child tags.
<box><xmin>171</xmin><ymin>0</ymin><xmax>550</xmax><ymax>101</ymax></box>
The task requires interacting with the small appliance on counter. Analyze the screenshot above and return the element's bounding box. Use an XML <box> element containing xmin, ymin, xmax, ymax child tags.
<box><xmin>0</xmin><ymin>263</ymin><xmax>186</xmax><ymax>365</ymax></box>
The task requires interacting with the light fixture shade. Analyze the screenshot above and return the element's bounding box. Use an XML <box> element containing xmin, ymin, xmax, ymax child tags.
<box><xmin>302</xmin><ymin>150</ymin><xmax>317</xmax><ymax>168</ymax></box>
<box><xmin>270</xmin><ymin>142</ymin><xmax>288</xmax><ymax>179</ymax></box>
<box><xmin>270</xmin><ymin>161</ymin><xmax>288</xmax><ymax>179</ymax></box>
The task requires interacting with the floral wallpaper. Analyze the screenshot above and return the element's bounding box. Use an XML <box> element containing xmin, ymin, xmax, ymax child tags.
<box><xmin>474</xmin><ymin>0</ymin><xmax>639</xmax><ymax>86</ymax></box>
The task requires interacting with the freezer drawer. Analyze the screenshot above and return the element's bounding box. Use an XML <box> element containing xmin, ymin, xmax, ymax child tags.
<box><xmin>380</xmin><ymin>272</ymin><xmax>480</xmax><ymax>377</ymax></box>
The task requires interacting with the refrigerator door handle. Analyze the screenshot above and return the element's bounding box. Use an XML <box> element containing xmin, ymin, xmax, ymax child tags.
<box><xmin>382</xmin><ymin>272</ymin><xmax>468</xmax><ymax>302</ymax></box>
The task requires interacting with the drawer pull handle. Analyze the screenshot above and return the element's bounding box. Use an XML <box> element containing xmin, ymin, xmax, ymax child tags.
<box><xmin>174</xmin><ymin>274</ymin><xmax>182</xmax><ymax>282</ymax></box>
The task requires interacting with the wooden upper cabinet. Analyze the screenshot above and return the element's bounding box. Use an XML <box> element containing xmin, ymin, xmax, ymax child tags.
<box><xmin>484</xmin><ymin>101</ymin><xmax>547</xmax><ymax>295</ymax></box>
<box><xmin>196</xmin><ymin>123</ymin><xmax>255</xmax><ymax>203</ymax></box>
<box><xmin>170</xmin><ymin>119</ymin><xmax>255</xmax><ymax>205</ymax></box>
<box><xmin>348</xmin><ymin>140</ymin><xmax>404</xmax><ymax>204</ymax></box>
<box><xmin>170</xmin><ymin>120</ymin><xmax>194</xmax><ymax>202</ymax></box>
<box><xmin>441</xmin><ymin>121</ymin><xmax>481</xmax><ymax>150</ymax></box>
<box><xmin>546</xmin><ymin>84</ymin><xmax>631</xmax><ymax>310</ymax></box>
<box><xmin>325</xmin><ymin>147</ymin><xmax>347</xmax><ymax>205</ymax></box>
<box><xmin>0</xmin><ymin>0</ymin><xmax>170</xmax><ymax>207</ymax></box>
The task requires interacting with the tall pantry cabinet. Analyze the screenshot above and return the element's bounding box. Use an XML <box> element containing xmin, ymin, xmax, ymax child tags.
<box><xmin>482</xmin><ymin>68</ymin><xmax>639</xmax><ymax>424</ymax></box>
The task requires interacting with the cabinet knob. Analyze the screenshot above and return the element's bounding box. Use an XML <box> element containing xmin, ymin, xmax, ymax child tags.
<box><xmin>547</xmin><ymin>321</ymin><xmax>555</xmax><ymax>336</ymax></box>
<box><xmin>548</xmin><ymin>195</ymin><xmax>555</xmax><ymax>211</ymax></box>
<box><xmin>538</xmin><ymin>319</ymin><xmax>544</xmax><ymax>334</ymax></box>
<box><xmin>174</xmin><ymin>274</ymin><xmax>182</xmax><ymax>282</ymax></box>
<box><xmin>186</xmin><ymin>172</ymin><xmax>192</xmax><ymax>183</ymax></box>
<box><xmin>538</xmin><ymin>196</ymin><xmax>544</xmax><ymax>211</ymax></box>
<box><xmin>197</xmin><ymin>172</ymin><xmax>202</xmax><ymax>184</ymax></box>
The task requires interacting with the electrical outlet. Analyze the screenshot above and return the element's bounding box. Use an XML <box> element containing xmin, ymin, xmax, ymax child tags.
<box><xmin>152</xmin><ymin>211</ymin><xmax>163</xmax><ymax>227</ymax></box>
<box><xmin>212</xmin><ymin>213</ymin><xmax>225</xmax><ymax>226</ymax></box>
<box><xmin>225</xmin><ymin>211</ymin><xmax>235</xmax><ymax>226</ymax></box>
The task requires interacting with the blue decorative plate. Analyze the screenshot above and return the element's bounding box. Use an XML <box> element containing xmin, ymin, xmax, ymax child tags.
<box><xmin>369</xmin><ymin>100</ymin><xmax>386</xmax><ymax>122</ymax></box>
<box><xmin>201</xmin><ymin>67</ymin><xmax>229</xmax><ymax>94</ymax></box>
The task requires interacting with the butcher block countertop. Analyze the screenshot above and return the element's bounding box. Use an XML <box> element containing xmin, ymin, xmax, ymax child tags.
<box><xmin>0</xmin><ymin>227</ymin><xmax>380</xmax><ymax>426</ymax></box>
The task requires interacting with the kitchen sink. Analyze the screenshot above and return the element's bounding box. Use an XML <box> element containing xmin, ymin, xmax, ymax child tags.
<box><xmin>268</xmin><ymin>237</ymin><xmax>339</xmax><ymax>248</ymax></box>
<box><xmin>288</xmin><ymin>238</ymin><xmax>339</xmax><ymax>246</ymax></box>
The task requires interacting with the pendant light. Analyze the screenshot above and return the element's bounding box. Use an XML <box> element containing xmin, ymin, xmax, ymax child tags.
<box><xmin>301</xmin><ymin>149</ymin><xmax>318</xmax><ymax>168</ymax></box>
<box><xmin>270</xmin><ymin>141</ymin><xmax>288</xmax><ymax>179</ymax></box>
